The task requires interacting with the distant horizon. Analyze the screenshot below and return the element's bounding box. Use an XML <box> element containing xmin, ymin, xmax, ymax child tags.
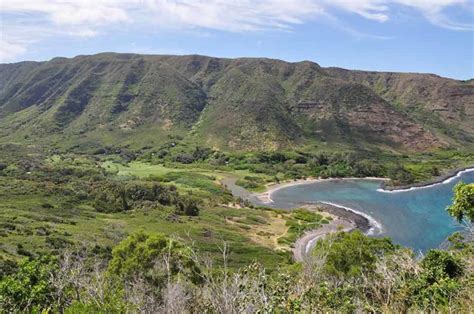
<box><xmin>3</xmin><ymin>51</ymin><xmax>472</xmax><ymax>81</ymax></box>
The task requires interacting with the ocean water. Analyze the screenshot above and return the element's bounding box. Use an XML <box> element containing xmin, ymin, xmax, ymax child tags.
<box><xmin>267</xmin><ymin>170</ymin><xmax>474</xmax><ymax>253</ymax></box>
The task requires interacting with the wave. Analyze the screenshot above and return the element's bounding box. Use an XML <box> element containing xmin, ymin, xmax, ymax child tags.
<box><xmin>377</xmin><ymin>168</ymin><xmax>474</xmax><ymax>193</ymax></box>
<box><xmin>319</xmin><ymin>201</ymin><xmax>383</xmax><ymax>236</ymax></box>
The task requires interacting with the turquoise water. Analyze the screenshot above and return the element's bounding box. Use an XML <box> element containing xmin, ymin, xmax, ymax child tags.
<box><xmin>266</xmin><ymin>170</ymin><xmax>474</xmax><ymax>252</ymax></box>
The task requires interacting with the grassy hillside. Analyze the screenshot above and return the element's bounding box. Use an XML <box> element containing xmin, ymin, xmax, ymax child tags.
<box><xmin>1</xmin><ymin>53</ymin><xmax>473</xmax><ymax>152</ymax></box>
<box><xmin>0</xmin><ymin>144</ymin><xmax>293</xmax><ymax>269</ymax></box>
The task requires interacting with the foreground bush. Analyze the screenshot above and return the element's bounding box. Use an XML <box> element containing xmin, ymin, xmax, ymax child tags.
<box><xmin>108</xmin><ymin>231</ymin><xmax>202</xmax><ymax>286</ymax></box>
<box><xmin>0</xmin><ymin>257</ymin><xmax>58</xmax><ymax>312</ymax></box>
<box><xmin>1</xmin><ymin>230</ymin><xmax>472</xmax><ymax>313</ymax></box>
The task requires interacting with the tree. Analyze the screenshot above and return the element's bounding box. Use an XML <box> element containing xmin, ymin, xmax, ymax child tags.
<box><xmin>0</xmin><ymin>257</ymin><xmax>60</xmax><ymax>312</ymax></box>
<box><xmin>108</xmin><ymin>231</ymin><xmax>201</xmax><ymax>287</ymax></box>
<box><xmin>313</xmin><ymin>153</ymin><xmax>329</xmax><ymax>166</ymax></box>
<box><xmin>389</xmin><ymin>164</ymin><xmax>414</xmax><ymax>185</ymax></box>
<box><xmin>421</xmin><ymin>250</ymin><xmax>464</xmax><ymax>281</ymax></box>
<box><xmin>93</xmin><ymin>182</ymin><xmax>130</xmax><ymax>212</ymax></box>
<box><xmin>446</xmin><ymin>182</ymin><xmax>474</xmax><ymax>222</ymax></box>
<box><xmin>407</xmin><ymin>250</ymin><xmax>464</xmax><ymax>309</ymax></box>
<box><xmin>175</xmin><ymin>195</ymin><xmax>200</xmax><ymax>216</ymax></box>
<box><xmin>311</xmin><ymin>231</ymin><xmax>396</xmax><ymax>278</ymax></box>
<box><xmin>192</xmin><ymin>146</ymin><xmax>212</xmax><ymax>161</ymax></box>
<box><xmin>431</xmin><ymin>166</ymin><xmax>440</xmax><ymax>177</ymax></box>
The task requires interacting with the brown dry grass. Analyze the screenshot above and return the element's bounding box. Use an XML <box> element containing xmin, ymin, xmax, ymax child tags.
<box><xmin>226</xmin><ymin>212</ymin><xmax>290</xmax><ymax>251</ymax></box>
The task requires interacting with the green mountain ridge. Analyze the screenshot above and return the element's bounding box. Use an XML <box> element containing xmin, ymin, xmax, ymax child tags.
<box><xmin>1</xmin><ymin>53</ymin><xmax>473</xmax><ymax>152</ymax></box>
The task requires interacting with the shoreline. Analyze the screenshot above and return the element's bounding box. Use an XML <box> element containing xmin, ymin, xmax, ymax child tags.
<box><xmin>317</xmin><ymin>201</ymin><xmax>382</xmax><ymax>235</ymax></box>
<box><xmin>220</xmin><ymin>176</ymin><xmax>382</xmax><ymax>261</ymax></box>
<box><xmin>223</xmin><ymin>165</ymin><xmax>474</xmax><ymax>262</ymax></box>
<box><xmin>379</xmin><ymin>166</ymin><xmax>474</xmax><ymax>193</ymax></box>
<box><xmin>293</xmin><ymin>202</ymin><xmax>376</xmax><ymax>262</ymax></box>
<box><xmin>255</xmin><ymin>176</ymin><xmax>388</xmax><ymax>204</ymax></box>
<box><xmin>293</xmin><ymin>216</ymin><xmax>354</xmax><ymax>262</ymax></box>
<box><xmin>254</xmin><ymin>165</ymin><xmax>474</xmax><ymax>202</ymax></box>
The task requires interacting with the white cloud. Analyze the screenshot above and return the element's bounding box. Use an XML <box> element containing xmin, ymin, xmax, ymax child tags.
<box><xmin>0</xmin><ymin>0</ymin><xmax>472</xmax><ymax>61</ymax></box>
<box><xmin>1</xmin><ymin>0</ymin><xmax>131</xmax><ymax>25</ymax></box>
<box><xmin>145</xmin><ymin>0</ymin><xmax>325</xmax><ymax>31</ymax></box>
<box><xmin>394</xmin><ymin>0</ymin><xmax>473</xmax><ymax>30</ymax></box>
<box><xmin>0</xmin><ymin>39</ymin><xmax>27</xmax><ymax>63</ymax></box>
<box><xmin>324</xmin><ymin>0</ymin><xmax>390</xmax><ymax>22</ymax></box>
<box><xmin>0</xmin><ymin>1</ymin><xmax>135</xmax><ymax>61</ymax></box>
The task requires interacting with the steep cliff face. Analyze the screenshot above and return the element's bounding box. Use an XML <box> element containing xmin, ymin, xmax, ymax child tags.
<box><xmin>290</xmin><ymin>79</ymin><xmax>442</xmax><ymax>150</ymax></box>
<box><xmin>326</xmin><ymin>68</ymin><xmax>474</xmax><ymax>141</ymax></box>
<box><xmin>0</xmin><ymin>53</ymin><xmax>472</xmax><ymax>151</ymax></box>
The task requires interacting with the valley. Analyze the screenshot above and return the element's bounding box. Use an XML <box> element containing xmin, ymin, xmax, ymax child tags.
<box><xmin>1</xmin><ymin>53</ymin><xmax>473</xmax><ymax>312</ymax></box>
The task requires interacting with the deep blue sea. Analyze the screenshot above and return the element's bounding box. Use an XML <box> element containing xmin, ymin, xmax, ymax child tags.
<box><xmin>253</xmin><ymin>169</ymin><xmax>474</xmax><ymax>253</ymax></box>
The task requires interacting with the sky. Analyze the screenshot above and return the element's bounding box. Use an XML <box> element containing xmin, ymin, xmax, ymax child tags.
<box><xmin>1</xmin><ymin>0</ymin><xmax>473</xmax><ymax>79</ymax></box>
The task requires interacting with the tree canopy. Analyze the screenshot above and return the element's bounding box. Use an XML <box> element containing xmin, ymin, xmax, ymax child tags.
<box><xmin>446</xmin><ymin>182</ymin><xmax>474</xmax><ymax>222</ymax></box>
<box><xmin>108</xmin><ymin>231</ymin><xmax>201</xmax><ymax>287</ymax></box>
<box><xmin>311</xmin><ymin>230</ymin><xmax>397</xmax><ymax>277</ymax></box>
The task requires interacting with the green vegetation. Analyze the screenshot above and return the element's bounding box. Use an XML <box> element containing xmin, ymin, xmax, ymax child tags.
<box><xmin>312</xmin><ymin>231</ymin><xmax>397</xmax><ymax>277</ymax></box>
<box><xmin>0</xmin><ymin>144</ymin><xmax>289</xmax><ymax>270</ymax></box>
<box><xmin>0</xmin><ymin>142</ymin><xmax>473</xmax><ymax>312</ymax></box>
<box><xmin>108</xmin><ymin>231</ymin><xmax>202</xmax><ymax>285</ymax></box>
<box><xmin>0</xmin><ymin>143</ymin><xmax>471</xmax><ymax>267</ymax></box>
<box><xmin>278</xmin><ymin>209</ymin><xmax>330</xmax><ymax>245</ymax></box>
<box><xmin>447</xmin><ymin>182</ymin><xmax>474</xmax><ymax>222</ymax></box>
<box><xmin>110</xmin><ymin>141</ymin><xmax>474</xmax><ymax>188</ymax></box>
<box><xmin>1</xmin><ymin>53</ymin><xmax>473</xmax><ymax>311</ymax></box>
<box><xmin>1</xmin><ymin>230</ymin><xmax>472</xmax><ymax>312</ymax></box>
<box><xmin>1</xmin><ymin>54</ymin><xmax>473</xmax><ymax>152</ymax></box>
<box><xmin>0</xmin><ymin>257</ymin><xmax>58</xmax><ymax>312</ymax></box>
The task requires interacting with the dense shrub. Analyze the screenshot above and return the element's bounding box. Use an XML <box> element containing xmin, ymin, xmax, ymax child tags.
<box><xmin>0</xmin><ymin>257</ymin><xmax>59</xmax><ymax>312</ymax></box>
<box><xmin>1</xmin><ymin>231</ymin><xmax>472</xmax><ymax>313</ymax></box>
<box><xmin>46</xmin><ymin>236</ymin><xmax>73</xmax><ymax>250</ymax></box>
<box><xmin>92</xmin><ymin>182</ymin><xmax>200</xmax><ymax>216</ymax></box>
<box><xmin>93</xmin><ymin>182</ymin><xmax>130</xmax><ymax>212</ymax></box>
<box><xmin>192</xmin><ymin>146</ymin><xmax>212</xmax><ymax>161</ymax></box>
<box><xmin>407</xmin><ymin>250</ymin><xmax>465</xmax><ymax>309</ymax></box>
<box><xmin>175</xmin><ymin>195</ymin><xmax>200</xmax><ymax>216</ymax></box>
<box><xmin>108</xmin><ymin>231</ymin><xmax>202</xmax><ymax>286</ymax></box>
<box><xmin>312</xmin><ymin>230</ymin><xmax>397</xmax><ymax>277</ymax></box>
<box><xmin>173</xmin><ymin>153</ymin><xmax>194</xmax><ymax>164</ymax></box>
<box><xmin>421</xmin><ymin>250</ymin><xmax>464</xmax><ymax>281</ymax></box>
<box><xmin>389</xmin><ymin>164</ymin><xmax>415</xmax><ymax>185</ymax></box>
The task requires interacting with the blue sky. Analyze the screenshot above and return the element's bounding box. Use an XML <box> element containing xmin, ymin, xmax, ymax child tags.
<box><xmin>1</xmin><ymin>0</ymin><xmax>473</xmax><ymax>79</ymax></box>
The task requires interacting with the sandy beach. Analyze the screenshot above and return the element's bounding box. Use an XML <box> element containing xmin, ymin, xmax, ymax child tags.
<box><xmin>255</xmin><ymin>165</ymin><xmax>474</xmax><ymax>202</ymax></box>
<box><xmin>256</xmin><ymin>177</ymin><xmax>319</xmax><ymax>203</ymax></box>
<box><xmin>255</xmin><ymin>176</ymin><xmax>388</xmax><ymax>204</ymax></box>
